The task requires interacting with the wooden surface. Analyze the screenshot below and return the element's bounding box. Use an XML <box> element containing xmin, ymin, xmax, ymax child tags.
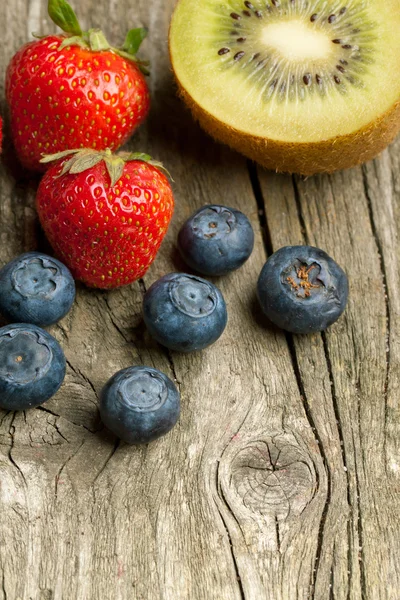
<box><xmin>0</xmin><ymin>1</ymin><xmax>399</xmax><ymax>599</ymax></box>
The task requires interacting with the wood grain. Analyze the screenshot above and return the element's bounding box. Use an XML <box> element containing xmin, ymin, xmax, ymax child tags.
<box><xmin>0</xmin><ymin>1</ymin><xmax>399</xmax><ymax>599</ymax></box>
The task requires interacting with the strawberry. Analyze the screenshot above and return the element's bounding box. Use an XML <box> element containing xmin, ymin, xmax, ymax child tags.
<box><xmin>36</xmin><ymin>149</ymin><xmax>174</xmax><ymax>289</ymax></box>
<box><xmin>6</xmin><ymin>0</ymin><xmax>150</xmax><ymax>172</ymax></box>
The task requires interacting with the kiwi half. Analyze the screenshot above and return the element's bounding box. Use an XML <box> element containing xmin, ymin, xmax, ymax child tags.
<box><xmin>169</xmin><ymin>0</ymin><xmax>400</xmax><ymax>175</ymax></box>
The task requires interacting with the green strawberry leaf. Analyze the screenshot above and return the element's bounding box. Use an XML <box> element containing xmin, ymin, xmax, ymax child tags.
<box><xmin>122</xmin><ymin>27</ymin><xmax>148</xmax><ymax>56</ymax></box>
<box><xmin>147</xmin><ymin>160</ymin><xmax>173</xmax><ymax>181</ymax></box>
<box><xmin>41</xmin><ymin>149</ymin><xmax>172</xmax><ymax>186</ymax></box>
<box><xmin>69</xmin><ymin>153</ymin><xmax>104</xmax><ymax>175</ymax></box>
<box><xmin>48</xmin><ymin>0</ymin><xmax>82</xmax><ymax>36</ymax></box>
<box><xmin>59</xmin><ymin>155</ymin><xmax>81</xmax><ymax>177</ymax></box>
<box><xmin>104</xmin><ymin>157</ymin><xmax>125</xmax><ymax>188</ymax></box>
<box><xmin>137</xmin><ymin>62</ymin><xmax>150</xmax><ymax>76</ymax></box>
<box><xmin>41</xmin><ymin>149</ymin><xmax>101</xmax><ymax>177</ymax></box>
<box><xmin>125</xmin><ymin>152</ymin><xmax>173</xmax><ymax>181</ymax></box>
<box><xmin>40</xmin><ymin>149</ymin><xmax>81</xmax><ymax>164</ymax></box>
<box><xmin>115</xmin><ymin>52</ymin><xmax>150</xmax><ymax>75</ymax></box>
<box><xmin>128</xmin><ymin>152</ymin><xmax>152</xmax><ymax>162</ymax></box>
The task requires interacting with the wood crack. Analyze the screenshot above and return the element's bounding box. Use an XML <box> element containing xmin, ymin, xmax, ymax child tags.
<box><xmin>215</xmin><ymin>461</ymin><xmax>246</xmax><ymax>600</ymax></box>
<box><xmin>352</xmin><ymin>429</ymin><xmax>367</xmax><ymax>600</ymax></box>
<box><xmin>321</xmin><ymin>331</ymin><xmax>356</xmax><ymax>600</ymax></box>
<box><xmin>138</xmin><ymin>278</ymin><xmax>147</xmax><ymax>298</ymax></box>
<box><xmin>92</xmin><ymin>438</ymin><xmax>121</xmax><ymax>485</ymax></box>
<box><xmin>321</xmin><ymin>333</ymin><xmax>350</xmax><ymax>502</ymax></box>
<box><xmin>247</xmin><ymin>160</ymin><xmax>273</xmax><ymax>256</ymax></box>
<box><xmin>103</xmin><ymin>295</ymin><xmax>131</xmax><ymax>344</ymax></box>
<box><xmin>275</xmin><ymin>515</ymin><xmax>281</xmax><ymax>553</ymax></box>
<box><xmin>36</xmin><ymin>406</ymin><xmax>97</xmax><ymax>434</ymax></box>
<box><xmin>292</xmin><ymin>175</ymin><xmax>310</xmax><ymax>245</ymax></box>
<box><xmin>164</xmin><ymin>346</ymin><xmax>181</xmax><ymax>389</ymax></box>
<box><xmin>230</xmin><ymin>390</ymin><xmax>253</xmax><ymax>443</ymax></box>
<box><xmin>362</xmin><ymin>165</ymin><xmax>390</xmax><ymax>467</ymax></box>
<box><xmin>2</xmin><ymin>567</ymin><xmax>7</xmax><ymax>600</ymax></box>
<box><xmin>8</xmin><ymin>413</ymin><xmax>28</xmax><ymax>489</ymax></box>
<box><xmin>54</xmin><ymin>421</ymin><xmax>69</xmax><ymax>443</ymax></box>
<box><xmin>55</xmin><ymin>439</ymin><xmax>86</xmax><ymax>497</ymax></box>
<box><xmin>66</xmin><ymin>359</ymin><xmax>98</xmax><ymax>402</ymax></box>
<box><xmin>285</xmin><ymin>333</ymin><xmax>331</xmax><ymax>599</ymax></box>
<box><xmin>329</xmin><ymin>562</ymin><xmax>335</xmax><ymax>600</ymax></box>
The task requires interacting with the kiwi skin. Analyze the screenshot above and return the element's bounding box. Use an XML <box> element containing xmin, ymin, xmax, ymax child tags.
<box><xmin>171</xmin><ymin>59</ymin><xmax>400</xmax><ymax>176</ymax></box>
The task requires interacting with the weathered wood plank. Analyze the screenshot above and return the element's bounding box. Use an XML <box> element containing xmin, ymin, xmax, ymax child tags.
<box><xmin>258</xmin><ymin>143</ymin><xmax>400</xmax><ymax>599</ymax></box>
<box><xmin>0</xmin><ymin>0</ymin><xmax>399</xmax><ymax>599</ymax></box>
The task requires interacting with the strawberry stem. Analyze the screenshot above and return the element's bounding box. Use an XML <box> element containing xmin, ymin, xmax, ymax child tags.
<box><xmin>48</xmin><ymin>0</ymin><xmax>149</xmax><ymax>75</ymax></box>
<box><xmin>122</xmin><ymin>28</ymin><xmax>148</xmax><ymax>56</ymax></box>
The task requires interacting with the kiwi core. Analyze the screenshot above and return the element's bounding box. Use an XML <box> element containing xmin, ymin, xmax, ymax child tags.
<box><xmin>261</xmin><ymin>21</ymin><xmax>332</xmax><ymax>61</ymax></box>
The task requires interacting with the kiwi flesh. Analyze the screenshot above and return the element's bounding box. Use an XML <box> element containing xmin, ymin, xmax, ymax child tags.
<box><xmin>169</xmin><ymin>0</ymin><xmax>400</xmax><ymax>175</ymax></box>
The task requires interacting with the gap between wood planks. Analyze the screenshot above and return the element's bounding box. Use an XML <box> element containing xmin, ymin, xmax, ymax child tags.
<box><xmin>361</xmin><ymin>165</ymin><xmax>391</xmax><ymax>472</ymax></box>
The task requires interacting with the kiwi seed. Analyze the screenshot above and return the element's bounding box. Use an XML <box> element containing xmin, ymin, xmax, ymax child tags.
<box><xmin>215</xmin><ymin>0</ymin><xmax>376</xmax><ymax>102</ymax></box>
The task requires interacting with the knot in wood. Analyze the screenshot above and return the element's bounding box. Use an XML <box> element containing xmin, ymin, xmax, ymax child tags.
<box><xmin>224</xmin><ymin>434</ymin><xmax>316</xmax><ymax>520</ymax></box>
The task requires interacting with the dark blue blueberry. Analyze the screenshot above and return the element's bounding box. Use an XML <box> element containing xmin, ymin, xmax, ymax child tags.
<box><xmin>178</xmin><ymin>205</ymin><xmax>254</xmax><ymax>276</ymax></box>
<box><xmin>0</xmin><ymin>252</ymin><xmax>76</xmax><ymax>326</ymax></box>
<box><xmin>0</xmin><ymin>323</ymin><xmax>66</xmax><ymax>410</ymax></box>
<box><xmin>257</xmin><ymin>246</ymin><xmax>348</xmax><ymax>334</ymax></box>
<box><xmin>143</xmin><ymin>273</ymin><xmax>228</xmax><ymax>352</ymax></box>
<box><xmin>100</xmin><ymin>366</ymin><xmax>180</xmax><ymax>444</ymax></box>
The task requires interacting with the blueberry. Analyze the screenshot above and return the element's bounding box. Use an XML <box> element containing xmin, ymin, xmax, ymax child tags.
<box><xmin>0</xmin><ymin>323</ymin><xmax>66</xmax><ymax>410</ymax></box>
<box><xmin>100</xmin><ymin>366</ymin><xmax>180</xmax><ymax>444</ymax></box>
<box><xmin>143</xmin><ymin>273</ymin><xmax>227</xmax><ymax>352</ymax></box>
<box><xmin>257</xmin><ymin>246</ymin><xmax>348</xmax><ymax>334</ymax></box>
<box><xmin>0</xmin><ymin>252</ymin><xmax>75</xmax><ymax>326</ymax></box>
<box><xmin>178</xmin><ymin>205</ymin><xmax>254</xmax><ymax>276</ymax></box>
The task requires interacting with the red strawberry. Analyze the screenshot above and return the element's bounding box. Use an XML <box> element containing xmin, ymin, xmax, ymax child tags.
<box><xmin>6</xmin><ymin>0</ymin><xmax>150</xmax><ymax>172</ymax></box>
<box><xmin>36</xmin><ymin>149</ymin><xmax>174</xmax><ymax>289</ymax></box>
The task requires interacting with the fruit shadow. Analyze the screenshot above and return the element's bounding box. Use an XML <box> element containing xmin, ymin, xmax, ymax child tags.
<box><xmin>170</xmin><ymin>245</ymin><xmax>193</xmax><ymax>274</ymax></box>
<box><xmin>250</xmin><ymin>290</ymin><xmax>284</xmax><ymax>336</ymax></box>
<box><xmin>0</xmin><ymin>110</ymin><xmax>48</xmax><ymax>259</ymax></box>
<box><xmin>0</xmin><ymin>101</ymin><xmax>42</xmax><ymax>186</ymax></box>
<box><xmin>128</xmin><ymin>70</ymin><xmax>245</xmax><ymax>174</ymax></box>
<box><xmin>169</xmin><ymin>245</ymin><xmax>233</xmax><ymax>288</ymax></box>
